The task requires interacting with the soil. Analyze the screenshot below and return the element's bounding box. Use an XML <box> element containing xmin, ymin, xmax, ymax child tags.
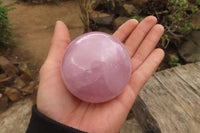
<box><xmin>7</xmin><ymin>1</ymin><xmax>84</xmax><ymax>75</ymax></box>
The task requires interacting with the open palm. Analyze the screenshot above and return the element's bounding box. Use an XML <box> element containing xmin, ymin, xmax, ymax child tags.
<box><xmin>37</xmin><ymin>16</ymin><xmax>164</xmax><ymax>133</ymax></box>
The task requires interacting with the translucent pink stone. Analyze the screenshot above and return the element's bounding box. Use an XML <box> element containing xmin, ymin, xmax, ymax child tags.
<box><xmin>61</xmin><ymin>32</ymin><xmax>131</xmax><ymax>103</ymax></box>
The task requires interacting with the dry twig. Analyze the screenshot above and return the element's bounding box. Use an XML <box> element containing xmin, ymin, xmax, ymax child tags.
<box><xmin>76</xmin><ymin>0</ymin><xmax>94</xmax><ymax>32</ymax></box>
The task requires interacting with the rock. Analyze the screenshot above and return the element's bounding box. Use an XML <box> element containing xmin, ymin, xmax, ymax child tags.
<box><xmin>113</xmin><ymin>17</ymin><xmax>130</xmax><ymax>30</ymax></box>
<box><xmin>189</xmin><ymin>30</ymin><xmax>200</xmax><ymax>43</ymax></box>
<box><xmin>22</xmin><ymin>81</ymin><xmax>35</xmax><ymax>95</ymax></box>
<box><xmin>132</xmin><ymin>0</ymin><xmax>148</xmax><ymax>7</ymax></box>
<box><xmin>20</xmin><ymin>73</ymin><xmax>32</xmax><ymax>83</ymax></box>
<box><xmin>178</xmin><ymin>31</ymin><xmax>200</xmax><ymax>63</ymax></box>
<box><xmin>0</xmin><ymin>98</ymin><xmax>33</xmax><ymax>133</ymax></box>
<box><xmin>0</xmin><ymin>56</ymin><xmax>18</xmax><ymax>76</ymax></box>
<box><xmin>4</xmin><ymin>87</ymin><xmax>21</xmax><ymax>102</ymax></box>
<box><xmin>90</xmin><ymin>11</ymin><xmax>114</xmax><ymax>26</ymax></box>
<box><xmin>0</xmin><ymin>96</ymin><xmax>8</xmax><ymax>113</ymax></box>
<box><xmin>0</xmin><ymin>72</ymin><xmax>13</xmax><ymax>86</ymax></box>
<box><xmin>191</xmin><ymin>13</ymin><xmax>200</xmax><ymax>29</ymax></box>
<box><xmin>123</xmin><ymin>4</ymin><xmax>140</xmax><ymax>16</ymax></box>
<box><xmin>18</xmin><ymin>62</ymin><xmax>33</xmax><ymax>77</ymax></box>
<box><xmin>18</xmin><ymin>62</ymin><xmax>28</xmax><ymax>72</ymax></box>
<box><xmin>0</xmin><ymin>76</ymin><xmax>13</xmax><ymax>85</ymax></box>
<box><xmin>0</xmin><ymin>73</ymin><xmax>12</xmax><ymax>85</ymax></box>
<box><xmin>0</xmin><ymin>56</ymin><xmax>9</xmax><ymax>66</ymax></box>
<box><xmin>14</xmin><ymin>77</ymin><xmax>25</xmax><ymax>89</ymax></box>
<box><xmin>2</xmin><ymin>63</ymin><xmax>18</xmax><ymax>76</ymax></box>
<box><xmin>0</xmin><ymin>93</ymin><xmax>3</xmax><ymax>98</ymax></box>
<box><xmin>8</xmin><ymin>93</ymin><xmax>20</xmax><ymax>102</ymax></box>
<box><xmin>0</xmin><ymin>73</ymin><xmax>7</xmax><ymax>80</ymax></box>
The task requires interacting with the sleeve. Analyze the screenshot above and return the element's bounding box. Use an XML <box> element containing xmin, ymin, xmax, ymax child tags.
<box><xmin>26</xmin><ymin>105</ymin><xmax>87</xmax><ymax>133</ymax></box>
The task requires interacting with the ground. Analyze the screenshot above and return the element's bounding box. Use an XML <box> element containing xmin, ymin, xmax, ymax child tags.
<box><xmin>8</xmin><ymin>1</ymin><xmax>84</xmax><ymax>74</ymax></box>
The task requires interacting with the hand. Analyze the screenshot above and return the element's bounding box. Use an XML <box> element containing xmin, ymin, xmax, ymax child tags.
<box><xmin>37</xmin><ymin>16</ymin><xmax>164</xmax><ymax>133</ymax></box>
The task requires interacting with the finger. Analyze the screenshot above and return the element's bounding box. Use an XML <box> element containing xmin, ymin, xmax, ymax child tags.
<box><xmin>125</xmin><ymin>16</ymin><xmax>157</xmax><ymax>57</ymax></box>
<box><xmin>46</xmin><ymin>21</ymin><xmax>71</xmax><ymax>63</ymax></box>
<box><xmin>116</xmin><ymin>48</ymin><xmax>164</xmax><ymax>110</ymax></box>
<box><xmin>113</xmin><ymin>19</ymin><xmax>138</xmax><ymax>42</ymax></box>
<box><xmin>130</xmin><ymin>48</ymin><xmax>164</xmax><ymax>95</ymax></box>
<box><xmin>131</xmin><ymin>24</ymin><xmax>164</xmax><ymax>72</ymax></box>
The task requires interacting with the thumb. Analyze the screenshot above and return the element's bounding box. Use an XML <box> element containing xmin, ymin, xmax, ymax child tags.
<box><xmin>46</xmin><ymin>21</ymin><xmax>71</xmax><ymax>64</ymax></box>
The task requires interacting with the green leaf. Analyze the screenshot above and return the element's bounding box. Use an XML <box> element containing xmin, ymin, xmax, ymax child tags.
<box><xmin>132</xmin><ymin>16</ymin><xmax>144</xmax><ymax>22</ymax></box>
<box><xmin>0</xmin><ymin>0</ymin><xmax>12</xmax><ymax>47</ymax></box>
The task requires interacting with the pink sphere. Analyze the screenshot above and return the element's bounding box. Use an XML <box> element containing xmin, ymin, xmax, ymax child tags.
<box><xmin>61</xmin><ymin>32</ymin><xmax>131</xmax><ymax>103</ymax></box>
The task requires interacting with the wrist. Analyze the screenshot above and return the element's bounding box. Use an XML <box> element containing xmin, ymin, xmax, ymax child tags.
<box><xmin>26</xmin><ymin>105</ymin><xmax>87</xmax><ymax>133</ymax></box>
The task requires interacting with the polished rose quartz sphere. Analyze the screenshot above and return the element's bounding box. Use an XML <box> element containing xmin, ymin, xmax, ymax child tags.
<box><xmin>61</xmin><ymin>32</ymin><xmax>131</xmax><ymax>103</ymax></box>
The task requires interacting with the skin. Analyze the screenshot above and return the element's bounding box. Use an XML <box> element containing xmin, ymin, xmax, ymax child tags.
<box><xmin>37</xmin><ymin>16</ymin><xmax>165</xmax><ymax>133</ymax></box>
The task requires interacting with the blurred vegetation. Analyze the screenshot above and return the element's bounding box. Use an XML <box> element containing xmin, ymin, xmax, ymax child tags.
<box><xmin>169</xmin><ymin>57</ymin><xmax>181</xmax><ymax>66</ymax></box>
<box><xmin>142</xmin><ymin>0</ymin><xmax>200</xmax><ymax>48</ymax></box>
<box><xmin>77</xmin><ymin>0</ymin><xmax>200</xmax><ymax>49</ymax></box>
<box><xmin>0</xmin><ymin>0</ymin><xmax>12</xmax><ymax>48</ymax></box>
<box><xmin>21</xmin><ymin>0</ymin><xmax>68</xmax><ymax>4</ymax></box>
<box><xmin>76</xmin><ymin>0</ymin><xmax>94</xmax><ymax>32</ymax></box>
